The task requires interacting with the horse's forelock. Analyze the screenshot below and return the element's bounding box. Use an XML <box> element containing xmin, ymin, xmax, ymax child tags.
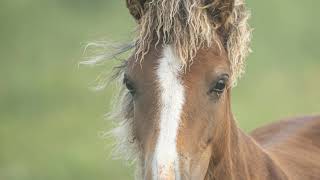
<box><xmin>131</xmin><ymin>0</ymin><xmax>251</xmax><ymax>86</ymax></box>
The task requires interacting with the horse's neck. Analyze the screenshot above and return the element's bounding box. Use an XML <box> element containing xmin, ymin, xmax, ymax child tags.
<box><xmin>206</xmin><ymin>114</ymin><xmax>289</xmax><ymax>180</ymax></box>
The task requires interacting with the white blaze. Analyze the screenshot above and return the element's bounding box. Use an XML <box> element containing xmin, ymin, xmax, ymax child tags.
<box><xmin>152</xmin><ymin>46</ymin><xmax>185</xmax><ymax>180</ymax></box>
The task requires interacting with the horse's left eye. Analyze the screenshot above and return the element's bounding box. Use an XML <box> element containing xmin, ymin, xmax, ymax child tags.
<box><xmin>214</xmin><ymin>80</ymin><xmax>226</xmax><ymax>92</ymax></box>
<box><xmin>208</xmin><ymin>74</ymin><xmax>229</xmax><ymax>95</ymax></box>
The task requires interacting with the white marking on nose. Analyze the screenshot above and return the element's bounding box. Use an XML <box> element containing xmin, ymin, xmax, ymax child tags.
<box><xmin>152</xmin><ymin>45</ymin><xmax>185</xmax><ymax>180</ymax></box>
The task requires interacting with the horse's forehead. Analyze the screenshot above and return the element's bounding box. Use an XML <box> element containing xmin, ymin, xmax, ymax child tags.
<box><xmin>126</xmin><ymin>46</ymin><xmax>162</xmax><ymax>79</ymax></box>
<box><xmin>127</xmin><ymin>45</ymin><xmax>229</xmax><ymax>81</ymax></box>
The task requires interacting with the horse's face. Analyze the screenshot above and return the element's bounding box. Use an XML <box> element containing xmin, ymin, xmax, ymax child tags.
<box><xmin>124</xmin><ymin>44</ymin><xmax>231</xmax><ymax>179</ymax></box>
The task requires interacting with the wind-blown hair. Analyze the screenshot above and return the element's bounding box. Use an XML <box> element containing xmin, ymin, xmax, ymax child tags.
<box><xmin>84</xmin><ymin>0</ymin><xmax>251</xmax><ymax>178</ymax></box>
<box><xmin>133</xmin><ymin>0</ymin><xmax>251</xmax><ymax>85</ymax></box>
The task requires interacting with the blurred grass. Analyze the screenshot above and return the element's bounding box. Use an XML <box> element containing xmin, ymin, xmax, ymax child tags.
<box><xmin>0</xmin><ymin>0</ymin><xmax>319</xmax><ymax>180</ymax></box>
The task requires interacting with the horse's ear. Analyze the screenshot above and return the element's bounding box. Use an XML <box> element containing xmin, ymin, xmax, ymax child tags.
<box><xmin>126</xmin><ymin>0</ymin><xmax>147</xmax><ymax>21</ymax></box>
<box><xmin>205</xmin><ymin>0</ymin><xmax>235</xmax><ymax>27</ymax></box>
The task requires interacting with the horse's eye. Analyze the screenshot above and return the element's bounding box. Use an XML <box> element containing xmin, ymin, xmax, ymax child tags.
<box><xmin>215</xmin><ymin>79</ymin><xmax>227</xmax><ymax>92</ymax></box>
<box><xmin>209</xmin><ymin>75</ymin><xmax>229</xmax><ymax>95</ymax></box>
<box><xmin>123</xmin><ymin>76</ymin><xmax>136</xmax><ymax>95</ymax></box>
<box><xmin>125</xmin><ymin>81</ymin><xmax>135</xmax><ymax>93</ymax></box>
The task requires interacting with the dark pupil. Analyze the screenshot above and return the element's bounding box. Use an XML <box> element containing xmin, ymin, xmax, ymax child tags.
<box><xmin>215</xmin><ymin>80</ymin><xmax>226</xmax><ymax>92</ymax></box>
<box><xmin>125</xmin><ymin>81</ymin><xmax>135</xmax><ymax>93</ymax></box>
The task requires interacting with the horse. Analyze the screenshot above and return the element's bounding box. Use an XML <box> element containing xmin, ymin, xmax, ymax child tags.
<box><xmin>97</xmin><ymin>0</ymin><xmax>320</xmax><ymax>179</ymax></box>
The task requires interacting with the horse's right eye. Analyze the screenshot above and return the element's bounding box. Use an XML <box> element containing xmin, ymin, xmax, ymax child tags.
<box><xmin>123</xmin><ymin>76</ymin><xmax>136</xmax><ymax>96</ymax></box>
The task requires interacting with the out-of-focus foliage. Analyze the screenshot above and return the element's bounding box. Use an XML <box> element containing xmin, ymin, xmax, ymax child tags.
<box><xmin>0</xmin><ymin>0</ymin><xmax>319</xmax><ymax>179</ymax></box>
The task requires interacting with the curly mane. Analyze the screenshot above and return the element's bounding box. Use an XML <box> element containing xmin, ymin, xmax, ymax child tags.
<box><xmin>134</xmin><ymin>0</ymin><xmax>251</xmax><ymax>85</ymax></box>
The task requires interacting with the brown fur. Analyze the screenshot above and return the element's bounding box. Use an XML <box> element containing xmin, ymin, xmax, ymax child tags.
<box><xmin>251</xmin><ymin>116</ymin><xmax>320</xmax><ymax>179</ymax></box>
<box><xmin>94</xmin><ymin>0</ymin><xmax>320</xmax><ymax>179</ymax></box>
<box><xmin>118</xmin><ymin>43</ymin><xmax>320</xmax><ymax>179</ymax></box>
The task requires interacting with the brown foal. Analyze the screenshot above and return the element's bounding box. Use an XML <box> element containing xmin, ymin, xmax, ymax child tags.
<box><xmin>105</xmin><ymin>0</ymin><xmax>320</xmax><ymax>179</ymax></box>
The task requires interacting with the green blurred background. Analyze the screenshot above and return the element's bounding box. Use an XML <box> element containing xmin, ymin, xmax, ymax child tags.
<box><xmin>0</xmin><ymin>0</ymin><xmax>319</xmax><ymax>179</ymax></box>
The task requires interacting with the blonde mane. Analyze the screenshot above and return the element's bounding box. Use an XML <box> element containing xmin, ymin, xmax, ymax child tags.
<box><xmin>85</xmin><ymin>0</ymin><xmax>251</xmax><ymax>178</ymax></box>
<box><xmin>135</xmin><ymin>0</ymin><xmax>251</xmax><ymax>85</ymax></box>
